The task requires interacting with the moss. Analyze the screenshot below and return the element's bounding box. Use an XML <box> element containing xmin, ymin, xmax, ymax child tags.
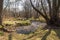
<box><xmin>16</xmin><ymin>20</ymin><xmax>31</xmax><ymax>26</ymax></box>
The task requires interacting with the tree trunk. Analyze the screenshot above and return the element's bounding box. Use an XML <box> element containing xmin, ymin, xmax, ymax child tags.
<box><xmin>0</xmin><ymin>0</ymin><xmax>3</xmax><ymax>25</ymax></box>
<box><xmin>46</xmin><ymin>18</ymin><xmax>60</xmax><ymax>28</ymax></box>
<box><xmin>30</xmin><ymin>0</ymin><xmax>60</xmax><ymax>28</ymax></box>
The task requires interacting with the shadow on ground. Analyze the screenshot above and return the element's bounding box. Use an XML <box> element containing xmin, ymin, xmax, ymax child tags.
<box><xmin>23</xmin><ymin>26</ymin><xmax>60</xmax><ymax>40</ymax></box>
<box><xmin>53</xmin><ymin>29</ymin><xmax>60</xmax><ymax>39</ymax></box>
<box><xmin>41</xmin><ymin>26</ymin><xmax>60</xmax><ymax>40</ymax></box>
<box><xmin>41</xmin><ymin>29</ymin><xmax>51</xmax><ymax>40</ymax></box>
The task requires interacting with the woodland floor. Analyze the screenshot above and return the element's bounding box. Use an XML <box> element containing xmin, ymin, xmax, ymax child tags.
<box><xmin>0</xmin><ymin>18</ymin><xmax>60</xmax><ymax>40</ymax></box>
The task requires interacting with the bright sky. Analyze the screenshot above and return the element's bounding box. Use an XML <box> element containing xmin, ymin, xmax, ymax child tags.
<box><xmin>4</xmin><ymin>0</ymin><xmax>24</xmax><ymax>11</ymax></box>
<box><xmin>10</xmin><ymin>0</ymin><xmax>15</xmax><ymax>2</ymax></box>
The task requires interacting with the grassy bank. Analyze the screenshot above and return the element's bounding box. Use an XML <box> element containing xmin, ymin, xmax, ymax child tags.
<box><xmin>0</xmin><ymin>26</ymin><xmax>60</xmax><ymax>40</ymax></box>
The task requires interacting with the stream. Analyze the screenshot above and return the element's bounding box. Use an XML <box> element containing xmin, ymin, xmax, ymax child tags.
<box><xmin>16</xmin><ymin>21</ymin><xmax>46</xmax><ymax>34</ymax></box>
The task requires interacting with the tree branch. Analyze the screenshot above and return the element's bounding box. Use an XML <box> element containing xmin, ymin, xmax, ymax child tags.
<box><xmin>47</xmin><ymin>0</ymin><xmax>52</xmax><ymax>18</ymax></box>
<box><xmin>30</xmin><ymin>0</ymin><xmax>49</xmax><ymax>20</ymax></box>
<box><xmin>41</xmin><ymin>0</ymin><xmax>48</xmax><ymax>18</ymax></box>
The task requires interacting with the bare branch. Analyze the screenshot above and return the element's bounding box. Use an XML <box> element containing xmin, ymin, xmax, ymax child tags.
<box><xmin>30</xmin><ymin>0</ymin><xmax>49</xmax><ymax>20</ymax></box>
<box><xmin>41</xmin><ymin>0</ymin><xmax>48</xmax><ymax>18</ymax></box>
<box><xmin>47</xmin><ymin>0</ymin><xmax>52</xmax><ymax>18</ymax></box>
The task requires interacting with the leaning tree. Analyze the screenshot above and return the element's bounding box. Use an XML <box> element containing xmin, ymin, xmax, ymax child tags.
<box><xmin>30</xmin><ymin>0</ymin><xmax>60</xmax><ymax>27</ymax></box>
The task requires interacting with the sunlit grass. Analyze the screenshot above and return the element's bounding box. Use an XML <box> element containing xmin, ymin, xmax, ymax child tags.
<box><xmin>3</xmin><ymin>21</ymin><xmax>15</xmax><ymax>25</ymax></box>
<box><xmin>39</xmin><ymin>16</ymin><xmax>46</xmax><ymax>23</ymax></box>
<box><xmin>29</xmin><ymin>16</ymin><xmax>46</xmax><ymax>23</ymax></box>
<box><xmin>0</xmin><ymin>25</ymin><xmax>3</xmax><ymax>28</ymax></box>
<box><xmin>3</xmin><ymin>20</ymin><xmax>31</xmax><ymax>26</ymax></box>
<box><xmin>0</xmin><ymin>31</ymin><xmax>4</xmax><ymax>36</ymax></box>
<box><xmin>13</xmin><ymin>27</ymin><xmax>60</xmax><ymax>40</ymax></box>
<box><xmin>15</xmin><ymin>20</ymin><xmax>31</xmax><ymax>26</ymax></box>
<box><xmin>0</xmin><ymin>26</ymin><xmax>60</xmax><ymax>40</ymax></box>
<box><xmin>1</xmin><ymin>17</ymin><xmax>60</xmax><ymax>40</ymax></box>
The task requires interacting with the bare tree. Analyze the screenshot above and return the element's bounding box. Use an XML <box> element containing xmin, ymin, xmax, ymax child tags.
<box><xmin>23</xmin><ymin>0</ymin><xmax>32</xmax><ymax>19</ymax></box>
<box><xmin>30</xmin><ymin>0</ymin><xmax>60</xmax><ymax>27</ymax></box>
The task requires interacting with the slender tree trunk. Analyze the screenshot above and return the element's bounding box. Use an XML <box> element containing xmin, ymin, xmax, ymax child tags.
<box><xmin>0</xmin><ymin>0</ymin><xmax>3</xmax><ymax>25</ymax></box>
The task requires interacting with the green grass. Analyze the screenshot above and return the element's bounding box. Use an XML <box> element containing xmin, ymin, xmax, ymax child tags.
<box><xmin>0</xmin><ymin>26</ymin><xmax>4</xmax><ymax>36</ymax></box>
<box><xmin>11</xmin><ymin>26</ymin><xmax>60</xmax><ymax>40</ymax></box>
<box><xmin>39</xmin><ymin>16</ymin><xmax>46</xmax><ymax>23</ymax></box>
<box><xmin>0</xmin><ymin>26</ymin><xmax>60</xmax><ymax>40</ymax></box>
<box><xmin>29</xmin><ymin>17</ymin><xmax>46</xmax><ymax>23</ymax></box>
<box><xmin>2</xmin><ymin>17</ymin><xmax>60</xmax><ymax>40</ymax></box>
<box><xmin>3</xmin><ymin>20</ymin><xmax>31</xmax><ymax>26</ymax></box>
<box><xmin>3</xmin><ymin>17</ymin><xmax>46</xmax><ymax>26</ymax></box>
<box><xmin>3</xmin><ymin>21</ymin><xmax>15</xmax><ymax>25</ymax></box>
<box><xmin>15</xmin><ymin>20</ymin><xmax>31</xmax><ymax>26</ymax></box>
<box><xmin>0</xmin><ymin>31</ymin><xmax>4</xmax><ymax>36</ymax></box>
<box><xmin>0</xmin><ymin>25</ymin><xmax>3</xmax><ymax>28</ymax></box>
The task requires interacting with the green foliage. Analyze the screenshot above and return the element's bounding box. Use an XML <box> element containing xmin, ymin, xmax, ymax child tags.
<box><xmin>0</xmin><ymin>25</ymin><xmax>3</xmax><ymax>28</ymax></box>
<box><xmin>0</xmin><ymin>31</ymin><xmax>4</xmax><ymax>36</ymax></box>
<box><xmin>39</xmin><ymin>16</ymin><xmax>46</xmax><ymax>23</ymax></box>
<box><xmin>29</xmin><ymin>17</ymin><xmax>46</xmax><ymax>23</ymax></box>
<box><xmin>3</xmin><ymin>21</ymin><xmax>15</xmax><ymax>26</ymax></box>
<box><xmin>3</xmin><ymin>20</ymin><xmax>31</xmax><ymax>26</ymax></box>
<box><xmin>29</xmin><ymin>17</ymin><xmax>35</xmax><ymax>21</ymax></box>
<box><xmin>16</xmin><ymin>20</ymin><xmax>31</xmax><ymax>26</ymax></box>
